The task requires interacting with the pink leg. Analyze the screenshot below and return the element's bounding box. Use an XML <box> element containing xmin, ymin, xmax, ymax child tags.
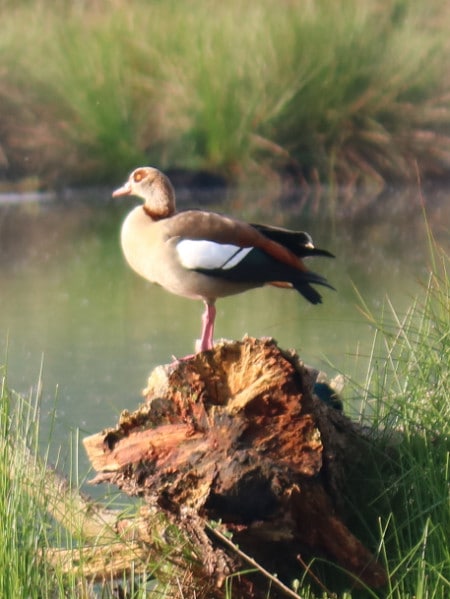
<box><xmin>198</xmin><ymin>301</ymin><xmax>216</xmax><ymax>352</ymax></box>
<box><xmin>172</xmin><ymin>301</ymin><xmax>216</xmax><ymax>362</ymax></box>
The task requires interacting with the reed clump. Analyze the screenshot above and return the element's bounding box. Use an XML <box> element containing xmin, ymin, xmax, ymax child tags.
<box><xmin>1</xmin><ymin>0</ymin><xmax>450</xmax><ymax>189</ymax></box>
<box><xmin>344</xmin><ymin>239</ymin><xmax>450</xmax><ymax>598</ymax></box>
<box><xmin>0</xmin><ymin>379</ymin><xmax>56</xmax><ymax>597</ymax></box>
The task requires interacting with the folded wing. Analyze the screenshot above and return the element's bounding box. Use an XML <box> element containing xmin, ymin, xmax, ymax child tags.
<box><xmin>175</xmin><ymin>237</ymin><xmax>334</xmax><ymax>305</ymax></box>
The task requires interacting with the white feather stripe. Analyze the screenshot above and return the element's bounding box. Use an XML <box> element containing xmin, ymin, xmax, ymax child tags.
<box><xmin>222</xmin><ymin>246</ymin><xmax>253</xmax><ymax>269</ymax></box>
<box><xmin>176</xmin><ymin>239</ymin><xmax>253</xmax><ymax>271</ymax></box>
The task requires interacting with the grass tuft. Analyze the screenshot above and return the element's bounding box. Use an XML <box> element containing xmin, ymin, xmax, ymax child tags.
<box><xmin>1</xmin><ymin>0</ymin><xmax>450</xmax><ymax>187</ymax></box>
<box><xmin>0</xmin><ymin>377</ymin><xmax>50</xmax><ymax>597</ymax></box>
<box><xmin>342</xmin><ymin>241</ymin><xmax>450</xmax><ymax>598</ymax></box>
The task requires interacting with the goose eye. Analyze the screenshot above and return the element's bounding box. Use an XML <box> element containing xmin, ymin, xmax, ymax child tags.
<box><xmin>133</xmin><ymin>170</ymin><xmax>144</xmax><ymax>183</ymax></box>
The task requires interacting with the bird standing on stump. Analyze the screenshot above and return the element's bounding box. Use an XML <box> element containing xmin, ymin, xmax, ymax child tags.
<box><xmin>113</xmin><ymin>167</ymin><xmax>334</xmax><ymax>353</ymax></box>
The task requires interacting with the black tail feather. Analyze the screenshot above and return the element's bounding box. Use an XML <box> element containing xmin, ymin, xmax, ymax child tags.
<box><xmin>292</xmin><ymin>270</ymin><xmax>335</xmax><ymax>304</ymax></box>
<box><xmin>294</xmin><ymin>282</ymin><xmax>323</xmax><ymax>304</ymax></box>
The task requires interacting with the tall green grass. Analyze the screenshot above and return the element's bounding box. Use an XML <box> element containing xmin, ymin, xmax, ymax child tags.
<box><xmin>342</xmin><ymin>243</ymin><xmax>450</xmax><ymax>597</ymax></box>
<box><xmin>0</xmin><ymin>376</ymin><xmax>142</xmax><ymax>597</ymax></box>
<box><xmin>1</xmin><ymin>0</ymin><xmax>450</xmax><ymax>187</ymax></box>
<box><xmin>0</xmin><ymin>375</ymin><xmax>52</xmax><ymax>596</ymax></box>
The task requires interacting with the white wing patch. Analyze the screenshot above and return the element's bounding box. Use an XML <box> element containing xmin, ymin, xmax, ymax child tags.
<box><xmin>176</xmin><ymin>239</ymin><xmax>253</xmax><ymax>271</ymax></box>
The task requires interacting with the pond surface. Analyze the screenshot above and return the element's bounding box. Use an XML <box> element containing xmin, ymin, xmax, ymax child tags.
<box><xmin>0</xmin><ymin>184</ymin><xmax>448</xmax><ymax>489</ymax></box>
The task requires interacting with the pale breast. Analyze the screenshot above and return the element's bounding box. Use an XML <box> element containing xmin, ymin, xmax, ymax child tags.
<box><xmin>121</xmin><ymin>206</ymin><xmax>163</xmax><ymax>284</ymax></box>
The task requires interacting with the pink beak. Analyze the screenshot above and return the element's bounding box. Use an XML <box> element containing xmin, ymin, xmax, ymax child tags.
<box><xmin>112</xmin><ymin>182</ymin><xmax>132</xmax><ymax>197</ymax></box>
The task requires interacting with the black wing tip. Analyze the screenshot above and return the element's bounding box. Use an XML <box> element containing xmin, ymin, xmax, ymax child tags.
<box><xmin>250</xmin><ymin>223</ymin><xmax>335</xmax><ymax>259</ymax></box>
<box><xmin>305</xmin><ymin>247</ymin><xmax>335</xmax><ymax>259</ymax></box>
<box><xmin>316</xmin><ymin>248</ymin><xmax>335</xmax><ymax>258</ymax></box>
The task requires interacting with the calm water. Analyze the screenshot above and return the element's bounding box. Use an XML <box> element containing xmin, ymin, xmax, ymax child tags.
<box><xmin>0</xmin><ymin>185</ymin><xmax>449</xmax><ymax>487</ymax></box>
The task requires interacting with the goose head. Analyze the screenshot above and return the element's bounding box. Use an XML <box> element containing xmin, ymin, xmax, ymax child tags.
<box><xmin>112</xmin><ymin>166</ymin><xmax>176</xmax><ymax>219</ymax></box>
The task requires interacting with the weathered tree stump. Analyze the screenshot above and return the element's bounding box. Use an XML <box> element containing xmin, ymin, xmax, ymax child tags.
<box><xmin>84</xmin><ymin>337</ymin><xmax>387</xmax><ymax>595</ymax></box>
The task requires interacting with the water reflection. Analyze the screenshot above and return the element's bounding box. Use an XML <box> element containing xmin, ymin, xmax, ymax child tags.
<box><xmin>0</xmin><ymin>186</ymin><xmax>448</xmax><ymax>485</ymax></box>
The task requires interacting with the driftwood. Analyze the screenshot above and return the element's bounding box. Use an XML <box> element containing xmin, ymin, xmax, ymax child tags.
<box><xmin>84</xmin><ymin>337</ymin><xmax>387</xmax><ymax>596</ymax></box>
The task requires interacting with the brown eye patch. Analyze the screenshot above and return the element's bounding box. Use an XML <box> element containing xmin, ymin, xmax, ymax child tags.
<box><xmin>133</xmin><ymin>169</ymin><xmax>145</xmax><ymax>183</ymax></box>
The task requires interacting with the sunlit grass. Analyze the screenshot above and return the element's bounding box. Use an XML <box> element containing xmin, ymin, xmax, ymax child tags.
<box><xmin>1</xmin><ymin>0</ymin><xmax>450</xmax><ymax>187</ymax></box>
<box><xmin>341</xmin><ymin>243</ymin><xmax>450</xmax><ymax>598</ymax></box>
<box><xmin>0</xmin><ymin>375</ymin><xmax>53</xmax><ymax>597</ymax></box>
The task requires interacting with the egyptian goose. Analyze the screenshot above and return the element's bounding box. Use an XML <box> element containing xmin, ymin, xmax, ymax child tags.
<box><xmin>113</xmin><ymin>167</ymin><xmax>334</xmax><ymax>353</ymax></box>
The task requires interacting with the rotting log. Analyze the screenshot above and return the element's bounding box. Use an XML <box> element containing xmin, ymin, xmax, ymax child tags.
<box><xmin>84</xmin><ymin>337</ymin><xmax>388</xmax><ymax>594</ymax></box>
